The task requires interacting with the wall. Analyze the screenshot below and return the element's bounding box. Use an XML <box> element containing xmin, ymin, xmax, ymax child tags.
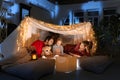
<box><xmin>30</xmin><ymin>4</ymin><xmax>52</xmax><ymax>23</ymax></box>
<box><xmin>2</xmin><ymin>0</ymin><xmax>55</xmax><ymax>25</ymax></box>
<box><xmin>54</xmin><ymin>0</ymin><xmax>120</xmax><ymax>24</ymax></box>
<box><xmin>2</xmin><ymin>0</ymin><xmax>120</xmax><ymax>25</ymax></box>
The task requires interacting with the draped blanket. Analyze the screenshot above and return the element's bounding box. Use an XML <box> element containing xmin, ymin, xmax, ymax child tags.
<box><xmin>1</xmin><ymin>17</ymin><xmax>97</xmax><ymax>60</ymax></box>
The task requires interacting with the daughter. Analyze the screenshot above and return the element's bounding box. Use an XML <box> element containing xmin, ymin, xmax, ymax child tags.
<box><xmin>70</xmin><ymin>41</ymin><xmax>92</xmax><ymax>57</ymax></box>
<box><xmin>52</xmin><ymin>38</ymin><xmax>64</xmax><ymax>55</ymax></box>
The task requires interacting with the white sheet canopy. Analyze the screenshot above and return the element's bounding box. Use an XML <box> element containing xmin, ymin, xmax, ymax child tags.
<box><xmin>1</xmin><ymin>17</ymin><xmax>97</xmax><ymax>59</ymax></box>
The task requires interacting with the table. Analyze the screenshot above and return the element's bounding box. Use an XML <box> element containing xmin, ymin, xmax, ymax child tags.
<box><xmin>55</xmin><ymin>55</ymin><xmax>77</xmax><ymax>73</ymax></box>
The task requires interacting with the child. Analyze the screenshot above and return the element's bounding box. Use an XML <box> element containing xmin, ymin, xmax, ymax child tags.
<box><xmin>52</xmin><ymin>38</ymin><xmax>64</xmax><ymax>55</ymax></box>
<box><xmin>70</xmin><ymin>41</ymin><xmax>92</xmax><ymax>57</ymax></box>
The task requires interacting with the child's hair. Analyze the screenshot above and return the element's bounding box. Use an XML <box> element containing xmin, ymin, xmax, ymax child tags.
<box><xmin>55</xmin><ymin>38</ymin><xmax>62</xmax><ymax>44</ymax></box>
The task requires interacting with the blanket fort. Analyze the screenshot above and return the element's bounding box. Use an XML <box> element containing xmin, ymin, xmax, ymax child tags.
<box><xmin>1</xmin><ymin>17</ymin><xmax>97</xmax><ymax>59</ymax></box>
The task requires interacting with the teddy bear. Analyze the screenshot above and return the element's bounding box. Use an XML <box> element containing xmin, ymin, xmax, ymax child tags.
<box><xmin>41</xmin><ymin>46</ymin><xmax>53</xmax><ymax>59</ymax></box>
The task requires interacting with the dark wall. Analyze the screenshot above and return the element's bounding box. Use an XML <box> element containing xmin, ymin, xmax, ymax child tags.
<box><xmin>30</xmin><ymin>4</ymin><xmax>53</xmax><ymax>23</ymax></box>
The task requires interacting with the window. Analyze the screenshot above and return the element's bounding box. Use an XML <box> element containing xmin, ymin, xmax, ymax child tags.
<box><xmin>74</xmin><ymin>12</ymin><xmax>84</xmax><ymax>17</ymax></box>
<box><xmin>104</xmin><ymin>9</ymin><xmax>116</xmax><ymax>15</ymax></box>
<box><xmin>87</xmin><ymin>10</ymin><xmax>99</xmax><ymax>26</ymax></box>
<box><xmin>103</xmin><ymin>8</ymin><xmax>116</xmax><ymax>23</ymax></box>
<box><xmin>73</xmin><ymin>11</ymin><xmax>84</xmax><ymax>24</ymax></box>
<box><xmin>87</xmin><ymin>11</ymin><xmax>99</xmax><ymax>16</ymax></box>
<box><xmin>20</xmin><ymin>3</ymin><xmax>31</xmax><ymax>21</ymax></box>
<box><xmin>63</xmin><ymin>15</ymin><xmax>70</xmax><ymax>25</ymax></box>
<box><xmin>62</xmin><ymin>9</ymin><xmax>100</xmax><ymax>26</ymax></box>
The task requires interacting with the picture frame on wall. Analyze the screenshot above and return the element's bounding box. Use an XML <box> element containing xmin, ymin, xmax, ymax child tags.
<box><xmin>20</xmin><ymin>3</ymin><xmax>31</xmax><ymax>21</ymax></box>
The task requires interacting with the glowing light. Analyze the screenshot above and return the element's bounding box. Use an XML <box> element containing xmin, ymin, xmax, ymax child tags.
<box><xmin>31</xmin><ymin>54</ymin><xmax>37</xmax><ymax>60</ymax></box>
<box><xmin>17</xmin><ymin>17</ymin><xmax>97</xmax><ymax>54</ymax></box>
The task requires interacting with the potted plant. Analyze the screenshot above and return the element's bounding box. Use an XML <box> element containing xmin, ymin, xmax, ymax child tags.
<box><xmin>93</xmin><ymin>13</ymin><xmax>120</xmax><ymax>56</ymax></box>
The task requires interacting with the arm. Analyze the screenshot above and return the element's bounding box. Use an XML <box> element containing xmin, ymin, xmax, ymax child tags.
<box><xmin>30</xmin><ymin>40</ymin><xmax>38</xmax><ymax>51</ymax></box>
<box><xmin>85</xmin><ymin>46</ymin><xmax>90</xmax><ymax>53</ymax></box>
<box><xmin>69</xmin><ymin>52</ymin><xmax>81</xmax><ymax>57</ymax></box>
<box><xmin>61</xmin><ymin>46</ymin><xmax>64</xmax><ymax>54</ymax></box>
<box><xmin>74</xmin><ymin>43</ymin><xmax>80</xmax><ymax>52</ymax></box>
<box><xmin>85</xmin><ymin>46</ymin><xmax>91</xmax><ymax>56</ymax></box>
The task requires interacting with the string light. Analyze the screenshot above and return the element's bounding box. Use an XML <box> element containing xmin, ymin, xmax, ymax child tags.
<box><xmin>17</xmin><ymin>17</ymin><xmax>97</xmax><ymax>54</ymax></box>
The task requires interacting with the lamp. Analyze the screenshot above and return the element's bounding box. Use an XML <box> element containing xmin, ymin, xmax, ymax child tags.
<box><xmin>31</xmin><ymin>50</ymin><xmax>38</xmax><ymax>60</ymax></box>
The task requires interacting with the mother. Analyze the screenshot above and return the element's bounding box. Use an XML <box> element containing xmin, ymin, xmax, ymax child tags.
<box><xmin>30</xmin><ymin>35</ymin><xmax>54</xmax><ymax>58</ymax></box>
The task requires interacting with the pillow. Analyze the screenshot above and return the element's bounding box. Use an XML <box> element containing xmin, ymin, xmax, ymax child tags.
<box><xmin>80</xmin><ymin>56</ymin><xmax>113</xmax><ymax>73</ymax></box>
<box><xmin>3</xmin><ymin>59</ymin><xmax>55</xmax><ymax>80</ymax></box>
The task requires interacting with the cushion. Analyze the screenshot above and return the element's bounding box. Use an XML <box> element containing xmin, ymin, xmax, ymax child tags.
<box><xmin>80</xmin><ymin>56</ymin><xmax>112</xmax><ymax>73</ymax></box>
<box><xmin>2</xmin><ymin>59</ymin><xmax>55</xmax><ymax>80</ymax></box>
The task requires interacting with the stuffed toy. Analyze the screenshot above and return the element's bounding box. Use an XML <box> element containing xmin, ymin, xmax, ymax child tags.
<box><xmin>41</xmin><ymin>46</ymin><xmax>53</xmax><ymax>59</ymax></box>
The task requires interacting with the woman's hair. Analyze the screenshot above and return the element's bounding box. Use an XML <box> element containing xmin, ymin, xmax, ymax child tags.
<box><xmin>82</xmin><ymin>40</ymin><xmax>93</xmax><ymax>49</ymax></box>
<box><xmin>82</xmin><ymin>41</ymin><xmax>89</xmax><ymax>46</ymax></box>
<box><xmin>44</xmin><ymin>36</ymin><xmax>54</xmax><ymax>42</ymax></box>
<box><xmin>88</xmin><ymin>41</ymin><xmax>93</xmax><ymax>49</ymax></box>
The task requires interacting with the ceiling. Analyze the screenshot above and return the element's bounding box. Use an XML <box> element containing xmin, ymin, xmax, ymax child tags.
<box><xmin>48</xmin><ymin>0</ymin><xmax>108</xmax><ymax>5</ymax></box>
